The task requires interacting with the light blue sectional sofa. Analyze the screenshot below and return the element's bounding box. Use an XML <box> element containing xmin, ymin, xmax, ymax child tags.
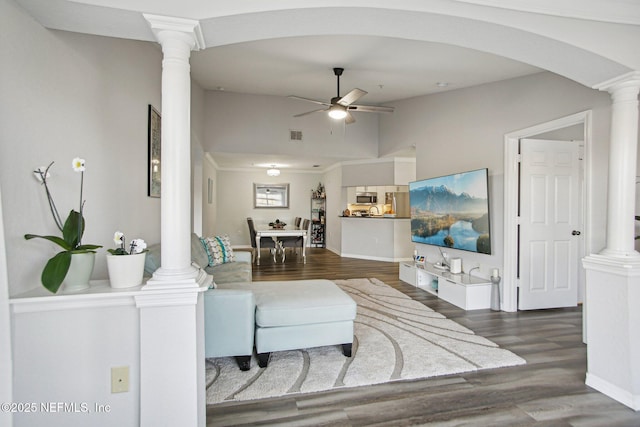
<box><xmin>145</xmin><ymin>233</ymin><xmax>356</xmax><ymax>371</ymax></box>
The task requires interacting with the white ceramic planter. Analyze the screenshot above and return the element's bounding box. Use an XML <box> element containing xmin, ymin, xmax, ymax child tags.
<box><xmin>107</xmin><ymin>252</ymin><xmax>146</xmax><ymax>289</ymax></box>
<box><xmin>63</xmin><ymin>252</ymin><xmax>96</xmax><ymax>292</ymax></box>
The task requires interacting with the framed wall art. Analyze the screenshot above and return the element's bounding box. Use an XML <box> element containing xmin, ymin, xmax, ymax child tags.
<box><xmin>254</xmin><ymin>183</ymin><xmax>289</xmax><ymax>208</ymax></box>
<box><xmin>147</xmin><ymin>104</ymin><xmax>161</xmax><ymax>198</ymax></box>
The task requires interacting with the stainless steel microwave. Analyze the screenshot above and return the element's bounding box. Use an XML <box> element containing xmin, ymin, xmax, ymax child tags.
<box><xmin>356</xmin><ymin>192</ymin><xmax>377</xmax><ymax>204</ymax></box>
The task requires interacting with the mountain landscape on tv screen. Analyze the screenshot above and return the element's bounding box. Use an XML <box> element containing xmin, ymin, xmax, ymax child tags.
<box><xmin>410</xmin><ymin>179</ymin><xmax>491</xmax><ymax>254</ymax></box>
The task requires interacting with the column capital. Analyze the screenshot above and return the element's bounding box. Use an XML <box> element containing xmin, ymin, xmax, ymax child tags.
<box><xmin>592</xmin><ymin>71</ymin><xmax>640</xmax><ymax>93</ymax></box>
<box><xmin>143</xmin><ymin>14</ymin><xmax>205</xmax><ymax>51</ymax></box>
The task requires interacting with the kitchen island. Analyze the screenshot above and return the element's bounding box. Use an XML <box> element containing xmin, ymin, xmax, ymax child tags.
<box><xmin>340</xmin><ymin>216</ymin><xmax>413</xmax><ymax>262</ymax></box>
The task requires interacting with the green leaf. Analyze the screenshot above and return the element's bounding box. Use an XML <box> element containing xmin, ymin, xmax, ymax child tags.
<box><xmin>62</xmin><ymin>210</ymin><xmax>84</xmax><ymax>248</ymax></box>
<box><xmin>41</xmin><ymin>251</ymin><xmax>72</xmax><ymax>293</ymax></box>
<box><xmin>24</xmin><ymin>234</ymin><xmax>72</xmax><ymax>251</ymax></box>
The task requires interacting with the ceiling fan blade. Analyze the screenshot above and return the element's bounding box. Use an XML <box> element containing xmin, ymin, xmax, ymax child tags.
<box><xmin>294</xmin><ymin>108</ymin><xmax>327</xmax><ymax>118</ymax></box>
<box><xmin>345</xmin><ymin>112</ymin><xmax>356</xmax><ymax>124</ymax></box>
<box><xmin>337</xmin><ymin>88</ymin><xmax>367</xmax><ymax>106</ymax></box>
<box><xmin>288</xmin><ymin>95</ymin><xmax>330</xmax><ymax>107</ymax></box>
<box><xmin>348</xmin><ymin>104</ymin><xmax>395</xmax><ymax>113</ymax></box>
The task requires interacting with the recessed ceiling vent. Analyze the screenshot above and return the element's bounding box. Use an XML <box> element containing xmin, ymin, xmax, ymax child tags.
<box><xmin>289</xmin><ymin>130</ymin><xmax>303</xmax><ymax>141</ymax></box>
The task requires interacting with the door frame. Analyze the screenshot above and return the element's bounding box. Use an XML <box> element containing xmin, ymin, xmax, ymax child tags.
<box><xmin>502</xmin><ymin>110</ymin><xmax>592</xmax><ymax>312</ymax></box>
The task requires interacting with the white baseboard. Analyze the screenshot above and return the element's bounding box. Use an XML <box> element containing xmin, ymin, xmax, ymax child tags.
<box><xmin>340</xmin><ymin>252</ymin><xmax>412</xmax><ymax>263</ymax></box>
<box><xmin>586</xmin><ymin>373</ymin><xmax>640</xmax><ymax>411</ymax></box>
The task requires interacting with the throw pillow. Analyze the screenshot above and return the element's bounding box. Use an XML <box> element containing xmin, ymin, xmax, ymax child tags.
<box><xmin>203</xmin><ymin>235</ymin><xmax>236</xmax><ymax>266</ymax></box>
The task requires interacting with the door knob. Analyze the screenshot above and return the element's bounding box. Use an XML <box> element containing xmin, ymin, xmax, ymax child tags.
<box><xmin>572</xmin><ymin>230</ymin><xmax>581</xmax><ymax>236</ymax></box>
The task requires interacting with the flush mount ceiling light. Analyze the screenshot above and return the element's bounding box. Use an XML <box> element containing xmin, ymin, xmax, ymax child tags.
<box><xmin>266</xmin><ymin>165</ymin><xmax>280</xmax><ymax>176</ymax></box>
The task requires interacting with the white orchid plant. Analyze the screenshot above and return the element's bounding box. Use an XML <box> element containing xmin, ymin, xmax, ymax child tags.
<box><xmin>24</xmin><ymin>158</ymin><xmax>102</xmax><ymax>293</ymax></box>
<box><xmin>108</xmin><ymin>231</ymin><xmax>147</xmax><ymax>256</ymax></box>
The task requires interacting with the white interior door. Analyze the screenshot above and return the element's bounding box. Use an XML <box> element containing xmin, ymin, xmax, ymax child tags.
<box><xmin>519</xmin><ymin>139</ymin><xmax>581</xmax><ymax>310</ymax></box>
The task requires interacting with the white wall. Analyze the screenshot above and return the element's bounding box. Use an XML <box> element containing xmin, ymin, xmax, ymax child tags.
<box><xmin>214</xmin><ymin>169</ymin><xmax>323</xmax><ymax>245</ymax></box>
<box><xmin>380</xmin><ymin>72</ymin><xmax>613</xmax><ymax>278</ymax></box>
<box><xmin>0</xmin><ymin>0</ymin><xmax>162</xmax><ymax>296</ymax></box>
<box><xmin>204</xmin><ymin>91</ymin><xmax>380</xmax><ymax>162</ymax></box>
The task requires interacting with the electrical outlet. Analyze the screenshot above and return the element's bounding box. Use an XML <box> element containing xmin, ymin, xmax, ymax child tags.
<box><xmin>111</xmin><ymin>366</ymin><xmax>129</xmax><ymax>393</ymax></box>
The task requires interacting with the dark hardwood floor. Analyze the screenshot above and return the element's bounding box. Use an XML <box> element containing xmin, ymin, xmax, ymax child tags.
<box><xmin>207</xmin><ymin>248</ymin><xmax>640</xmax><ymax>426</ymax></box>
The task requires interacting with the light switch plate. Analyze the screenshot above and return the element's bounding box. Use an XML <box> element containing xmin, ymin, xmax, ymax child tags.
<box><xmin>111</xmin><ymin>366</ymin><xmax>129</xmax><ymax>393</ymax></box>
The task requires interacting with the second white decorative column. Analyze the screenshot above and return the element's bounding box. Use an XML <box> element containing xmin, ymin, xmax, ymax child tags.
<box><xmin>583</xmin><ymin>72</ymin><xmax>640</xmax><ymax>411</ymax></box>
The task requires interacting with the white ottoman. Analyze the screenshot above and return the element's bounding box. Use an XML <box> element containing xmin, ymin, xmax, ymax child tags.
<box><xmin>251</xmin><ymin>279</ymin><xmax>357</xmax><ymax>368</ymax></box>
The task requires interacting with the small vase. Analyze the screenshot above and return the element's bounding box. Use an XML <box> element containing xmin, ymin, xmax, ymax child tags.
<box><xmin>107</xmin><ymin>252</ymin><xmax>146</xmax><ymax>289</ymax></box>
<box><xmin>63</xmin><ymin>252</ymin><xmax>96</xmax><ymax>293</ymax></box>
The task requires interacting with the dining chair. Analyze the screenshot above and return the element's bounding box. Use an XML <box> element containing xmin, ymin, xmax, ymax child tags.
<box><xmin>247</xmin><ymin>217</ymin><xmax>277</xmax><ymax>263</ymax></box>
<box><xmin>281</xmin><ymin>218</ymin><xmax>310</xmax><ymax>258</ymax></box>
<box><xmin>294</xmin><ymin>217</ymin><xmax>302</xmax><ymax>228</ymax></box>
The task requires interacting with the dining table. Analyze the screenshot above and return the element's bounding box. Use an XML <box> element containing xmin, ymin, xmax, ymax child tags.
<box><xmin>255</xmin><ymin>225</ymin><xmax>308</xmax><ymax>265</ymax></box>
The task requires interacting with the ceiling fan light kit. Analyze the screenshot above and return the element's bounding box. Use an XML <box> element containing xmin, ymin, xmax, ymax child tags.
<box><xmin>291</xmin><ymin>67</ymin><xmax>394</xmax><ymax>124</ymax></box>
<box><xmin>328</xmin><ymin>105</ymin><xmax>347</xmax><ymax>119</ymax></box>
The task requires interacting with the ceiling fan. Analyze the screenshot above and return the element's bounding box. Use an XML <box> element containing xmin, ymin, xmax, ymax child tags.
<box><xmin>289</xmin><ymin>68</ymin><xmax>394</xmax><ymax>124</ymax></box>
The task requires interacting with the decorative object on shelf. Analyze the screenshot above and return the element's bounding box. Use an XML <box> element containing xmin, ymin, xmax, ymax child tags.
<box><xmin>106</xmin><ymin>231</ymin><xmax>148</xmax><ymax>289</ymax></box>
<box><xmin>63</xmin><ymin>252</ymin><xmax>96</xmax><ymax>292</ymax></box>
<box><xmin>148</xmin><ymin>104</ymin><xmax>161</xmax><ymax>198</ymax></box>
<box><xmin>24</xmin><ymin>158</ymin><xmax>102</xmax><ymax>293</ymax></box>
<box><xmin>268</xmin><ymin>219</ymin><xmax>286</xmax><ymax>229</ymax></box>
<box><xmin>312</xmin><ymin>182</ymin><xmax>325</xmax><ymax>199</ymax></box>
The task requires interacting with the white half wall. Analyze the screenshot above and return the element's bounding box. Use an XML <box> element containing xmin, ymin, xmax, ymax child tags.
<box><xmin>11</xmin><ymin>299</ymin><xmax>140</xmax><ymax>427</ymax></box>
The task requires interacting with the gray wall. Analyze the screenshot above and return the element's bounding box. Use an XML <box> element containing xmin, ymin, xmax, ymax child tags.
<box><xmin>0</xmin><ymin>1</ymin><xmax>162</xmax><ymax>296</ymax></box>
<box><xmin>380</xmin><ymin>72</ymin><xmax>613</xmax><ymax>278</ymax></box>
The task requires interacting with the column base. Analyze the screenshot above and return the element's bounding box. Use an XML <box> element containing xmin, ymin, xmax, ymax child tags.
<box><xmin>144</xmin><ymin>264</ymin><xmax>212</xmax><ymax>290</ymax></box>
<box><xmin>596</xmin><ymin>248</ymin><xmax>640</xmax><ymax>260</ymax></box>
<box><xmin>583</xmin><ymin>254</ymin><xmax>640</xmax><ymax>411</ymax></box>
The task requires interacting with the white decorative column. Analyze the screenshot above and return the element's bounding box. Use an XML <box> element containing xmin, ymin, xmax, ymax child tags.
<box><xmin>145</xmin><ymin>14</ymin><xmax>205</xmax><ymax>287</ymax></box>
<box><xmin>583</xmin><ymin>72</ymin><xmax>640</xmax><ymax>411</ymax></box>
<box><xmin>136</xmin><ymin>15</ymin><xmax>210</xmax><ymax>427</ymax></box>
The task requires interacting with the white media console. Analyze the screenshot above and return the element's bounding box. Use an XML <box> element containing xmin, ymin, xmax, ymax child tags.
<box><xmin>399</xmin><ymin>261</ymin><xmax>493</xmax><ymax>310</ymax></box>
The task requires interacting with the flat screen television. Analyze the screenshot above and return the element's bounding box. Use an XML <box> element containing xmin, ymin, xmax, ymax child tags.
<box><xmin>409</xmin><ymin>168</ymin><xmax>491</xmax><ymax>254</ymax></box>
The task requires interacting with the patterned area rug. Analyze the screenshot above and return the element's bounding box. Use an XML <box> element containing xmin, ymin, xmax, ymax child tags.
<box><xmin>206</xmin><ymin>278</ymin><xmax>525</xmax><ymax>404</ymax></box>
